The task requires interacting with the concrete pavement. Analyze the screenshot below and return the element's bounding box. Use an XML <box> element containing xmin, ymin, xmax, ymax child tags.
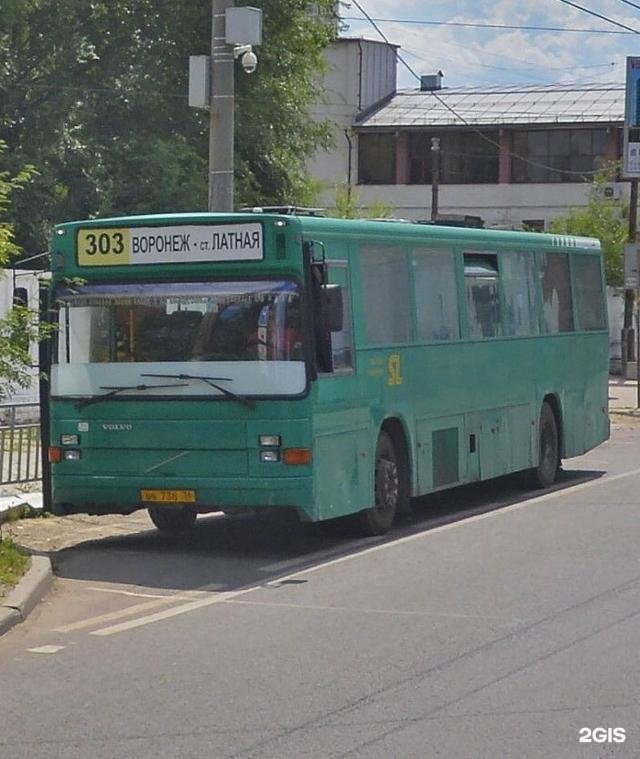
<box><xmin>608</xmin><ymin>376</ymin><xmax>640</xmax><ymax>413</ymax></box>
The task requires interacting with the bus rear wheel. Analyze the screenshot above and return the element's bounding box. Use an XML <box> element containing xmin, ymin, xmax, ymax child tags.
<box><xmin>526</xmin><ymin>402</ymin><xmax>560</xmax><ymax>489</ymax></box>
<box><xmin>357</xmin><ymin>430</ymin><xmax>407</xmax><ymax>536</ymax></box>
<box><xmin>148</xmin><ymin>505</ymin><xmax>197</xmax><ymax>534</ymax></box>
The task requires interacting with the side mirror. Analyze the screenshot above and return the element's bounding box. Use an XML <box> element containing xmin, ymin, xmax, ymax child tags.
<box><xmin>322</xmin><ymin>284</ymin><xmax>343</xmax><ymax>332</ymax></box>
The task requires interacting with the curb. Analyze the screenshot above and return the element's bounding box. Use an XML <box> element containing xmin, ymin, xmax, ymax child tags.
<box><xmin>0</xmin><ymin>555</ymin><xmax>53</xmax><ymax>637</ymax></box>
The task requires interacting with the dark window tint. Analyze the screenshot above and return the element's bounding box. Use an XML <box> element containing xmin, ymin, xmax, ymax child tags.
<box><xmin>464</xmin><ymin>253</ymin><xmax>501</xmax><ymax>338</ymax></box>
<box><xmin>358</xmin><ymin>133</ymin><xmax>396</xmax><ymax>184</ymax></box>
<box><xmin>360</xmin><ymin>246</ymin><xmax>411</xmax><ymax>344</ymax></box>
<box><xmin>573</xmin><ymin>256</ymin><xmax>606</xmax><ymax>331</ymax></box>
<box><xmin>541</xmin><ymin>253</ymin><xmax>574</xmax><ymax>332</ymax></box>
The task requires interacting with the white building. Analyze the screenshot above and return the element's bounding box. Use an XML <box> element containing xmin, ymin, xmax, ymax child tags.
<box><xmin>311</xmin><ymin>38</ymin><xmax>627</xmax><ymax>230</ymax></box>
<box><xmin>0</xmin><ymin>268</ymin><xmax>43</xmax><ymax>406</ymax></box>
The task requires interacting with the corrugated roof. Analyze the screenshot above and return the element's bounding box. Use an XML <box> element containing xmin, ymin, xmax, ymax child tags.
<box><xmin>357</xmin><ymin>82</ymin><xmax>625</xmax><ymax>129</ymax></box>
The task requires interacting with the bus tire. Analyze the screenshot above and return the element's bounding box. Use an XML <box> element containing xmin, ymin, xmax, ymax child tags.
<box><xmin>148</xmin><ymin>505</ymin><xmax>197</xmax><ymax>534</ymax></box>
<box><xmin>526</xmin><ymin>402</ymin><xmax>560</xmax><ymax>489</ymax></box>
<box><xmin>357</xmin><ymin>430</ymin><xmax>406</xmax><ymax>536</ymax></box>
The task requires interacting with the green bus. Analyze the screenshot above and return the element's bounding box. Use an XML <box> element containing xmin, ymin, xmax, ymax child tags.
<box><xmin>43</xmin><ymin>210</ymin><xmax>610</xmax><ymax>535</ymax></box>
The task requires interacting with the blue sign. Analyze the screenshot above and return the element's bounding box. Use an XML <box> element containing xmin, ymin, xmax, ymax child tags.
<box><xmin>623</xmin><ymin>57</ymin><xmax>640</xmax><ymax>177</ymax></box>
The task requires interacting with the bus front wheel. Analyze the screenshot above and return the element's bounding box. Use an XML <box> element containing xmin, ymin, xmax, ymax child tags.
<box><xmin>357</xmin><ymin>430</ymin><xmax>407</xmax><ymax>536</ymax></box>
<box><xmin>526</xmin><ymin>402</ymin><xmax>560</xmax><ymax>489</ymax></box>
<box><xmin>148</xmin><ymin>505</ymin><xmax>197</xmax><ymax>534</ymax></box>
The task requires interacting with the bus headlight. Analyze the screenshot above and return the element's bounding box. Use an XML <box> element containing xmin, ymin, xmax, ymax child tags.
<box><xmin>63</xmin><ymin>449</ymin><xmax>82</xmax><ymax>461</ymax></box>
<box><xmin>259</xmin><ymin>435</ymin><xmax>281</xmax><ymax>447</ymax></box>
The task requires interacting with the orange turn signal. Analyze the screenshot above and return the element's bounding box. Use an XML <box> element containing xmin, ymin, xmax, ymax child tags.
<box><xmin>48</xmin><ymin>446</ymin><xmax>63</xmax><ymax>463</ymax></box>
<box><xmin>283</xmin><ymin>448</ymin><xmax>312</xmax><ymax>466</ymax></box>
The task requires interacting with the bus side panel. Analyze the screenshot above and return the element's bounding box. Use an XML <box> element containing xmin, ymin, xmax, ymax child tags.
<box><xmin>561</xmin><ymin>371</ymin><xmax>609</xmax><ymax>458</ymax></box>
<box><xmin>313</xmin><ymin>408</ymin><xmax>371</xmax><ymax>521</ymax></box>
<box><xmin>466</xmin><ymin>404</ymin><xmax>532</xmax><ymax>482</ymax></box>
<box><xmin>415</xmin><ymin>415</ymin><xmax>466</xmax><ymax>493</ymax></box>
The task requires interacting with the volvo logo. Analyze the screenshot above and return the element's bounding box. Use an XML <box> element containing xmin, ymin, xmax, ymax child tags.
<box><xmin>101</xmin><ymin>423</ymin><xmax>133</xmax><ymax>431</ymax></box>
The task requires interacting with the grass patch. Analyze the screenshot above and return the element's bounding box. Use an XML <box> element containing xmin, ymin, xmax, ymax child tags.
<box><xmin>0</xmin><ymin>538</ymin><xmax>30</xmax><ymax>600</ymax></box>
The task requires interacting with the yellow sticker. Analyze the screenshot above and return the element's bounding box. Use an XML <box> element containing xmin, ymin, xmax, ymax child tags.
<box><xmin>140</xmin><ymin>489</ymin><xmax>197</xmax><ymax>503</ymax></box>
<box><xmin>388</xmin><ymin>354</ymin><xmax>403</xmax><ymax>386</ymax></box>
<box><xmin>77</xmin><ymin>228</ymin><xmax>131</xmax><ymax>266</ymax></box>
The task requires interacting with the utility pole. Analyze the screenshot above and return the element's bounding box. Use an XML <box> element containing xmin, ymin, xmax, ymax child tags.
<box><xmin>430</xmin><ymin>137</ymin><xmax>440</xmax><ymax>221</ymax></box>
<box><xmin>209</xmin><ymin>0</ymin><xmax>235</xmax><ymax>212</ymax></box>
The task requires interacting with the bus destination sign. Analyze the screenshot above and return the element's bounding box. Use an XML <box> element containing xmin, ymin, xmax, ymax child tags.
<box><xmin>77</xmin><ymin>223</ymin><xmax>264</xmax><ymax>266</ymax></box>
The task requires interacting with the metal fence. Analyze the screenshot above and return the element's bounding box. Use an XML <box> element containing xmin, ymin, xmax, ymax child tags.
<box><xmin>0</xmin><ymin>403</ymin><xmax>41</xmax><ymax>485</ymax></box>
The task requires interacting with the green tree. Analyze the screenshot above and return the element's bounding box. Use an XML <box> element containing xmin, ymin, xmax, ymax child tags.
<box><xmin>549</xmin><ymin>165</ymin><xmax>627</xmax><ymax>286</ymax></box>
<box><xmin>0</xmin><ymin>1</ymin><xmax>337</xmax><ymax>257</ymax></box>
<box><xmin>332</xmin><ymin>183</ymin><xmax>393</xmax><ymax>219</ymax></box>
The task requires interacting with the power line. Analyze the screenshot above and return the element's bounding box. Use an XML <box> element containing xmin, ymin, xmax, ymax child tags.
<box><xmin>343</xmin><ymin>15</ymin><xmax>635</xmax><ymax>35</ymax></box>
<box><xmin>615</xmin><ymin>0</ymin><xmax>640</xmax><ymax>11</ymax></box>
<box><xmin>553</xmin><ymin>0</ymin><xmax>640</xmax><ymax>34</ymax></box>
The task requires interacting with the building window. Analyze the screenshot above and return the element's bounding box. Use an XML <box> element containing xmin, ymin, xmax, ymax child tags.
<box><xmin>511</xmin><ymin>128</ymin><xmax>608</xmax><ymax>183</ymax></box>
<box><xmin>408</xmin><ymin>131</ymin><xmax>499</xmax><ymax>184</ymax></box>
<box><xmin>358</xmin><ymin>133</ymin><xmax>396</xmax><ymax>184</ymax></box>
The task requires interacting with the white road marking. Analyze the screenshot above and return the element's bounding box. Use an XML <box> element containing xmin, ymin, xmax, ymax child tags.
<box><xmin>88</xmin><ymin>465</ymin><xmax>640</xmax><ymax>637</ymax></box>
<box><xmin>226</xmin><ymin>599</ymin><xmax>525</xmax><ymax>624</ymax></box>
<box><xmin>91</xmin><ymin>589</ymin><xmax>250</xmax><ymax>636</ymax></box>
<box><xmin>54</xmin><ymin>593</ymin><xmax>199</xmax><ymax>633</ymax></box>
<box><xmin>87</xmin><ymin>586</ymin><xmax>185</xmax><ymax>599</ymax></box>
<box><xmin>27</xmin><ymin>645</ymin><xmax>65</xmax><ymax>654</ymax></box>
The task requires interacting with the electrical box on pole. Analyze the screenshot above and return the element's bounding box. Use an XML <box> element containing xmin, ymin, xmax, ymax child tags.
<box><xmin>188</xmin><ymin>55</ymin><xmax>210</xmax><ymax>109</ymax></box>
<box><xmin>225</xmin><ymin>7</ymin><xmax>263</xmax><ymax>46</ymax></box>
<box><xmin>625</xmin><ymin>242</ymin><xmax>640</xmax><ymax>289</ymax></box>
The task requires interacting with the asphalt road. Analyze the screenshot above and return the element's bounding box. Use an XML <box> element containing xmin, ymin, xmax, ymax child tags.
<box><xmin>1</xmin><ymin>423</ymin><xmax>639</xmax><ymax>758</ymax></box>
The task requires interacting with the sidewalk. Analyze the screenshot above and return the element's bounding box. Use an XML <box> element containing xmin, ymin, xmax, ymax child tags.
<box><xmin>608</xmin><ymin>377</ymin><xmax>640</xmax><ymax>414</ymax></box>
<box><xmin>0</xmin><ymin>490</ymin><xmax>42</xmax><ymax>517</ymax></box>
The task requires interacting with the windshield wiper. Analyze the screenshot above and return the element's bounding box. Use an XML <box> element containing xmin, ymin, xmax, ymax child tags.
<box><xmin>141</xmin><ymin>373</ymin><xmax>256</xmax><ymax>410</ymax></box>
<box><xmin>74</xmin><ymin>383</ymin><xmax>188</xmax><ymax>410</ymax></box>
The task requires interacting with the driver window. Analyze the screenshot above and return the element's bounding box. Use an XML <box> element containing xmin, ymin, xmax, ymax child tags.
<box><xmin>326</xmin><ymin>262</ymin><xmax>353</xmax><ymax>373</ymax></box>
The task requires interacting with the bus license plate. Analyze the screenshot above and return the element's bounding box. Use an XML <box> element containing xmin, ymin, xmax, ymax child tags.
<box><xmin>140</xmin><ymin>489</ymin><xmax>197</xmax><ymax>503</ymax></box>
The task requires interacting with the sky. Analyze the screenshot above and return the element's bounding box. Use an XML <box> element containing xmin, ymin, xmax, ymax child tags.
<box><xmin>340</xmin><ymin>0</ymin><xmax>640</xmax><ymax>90</ymax></box>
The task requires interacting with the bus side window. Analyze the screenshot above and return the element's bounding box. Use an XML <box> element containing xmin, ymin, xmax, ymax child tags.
<box><xmin>573</xmin><ymin>255</ymin><xmax>606</xmax><ymax>331</ymax></box>
<box><xmin>541</xmin><ymin>252</ymin><xmax>574</xmax><ymax>333</ymax></box>
<box><xmin>464</xmin><ymin>253</ymin><xmax>501</xmax><ymax>339</ymax></box>
<box><xmin>413</xmin><ymin>247</ymin><xmax>459</xmax><ymax>341</ymax></box>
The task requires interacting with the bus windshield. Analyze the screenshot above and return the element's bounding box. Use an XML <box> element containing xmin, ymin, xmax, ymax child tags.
<box><xmin>52</xmin><ymin>280</ymin><xmax>306</xmax><ymax>400</ymax></box>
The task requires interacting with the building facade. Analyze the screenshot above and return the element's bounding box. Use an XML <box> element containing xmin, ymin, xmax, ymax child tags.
<box><xmin>311</xmin><ymin>38</ymin><xmax>627</xmax><ymax>230</ymax></box>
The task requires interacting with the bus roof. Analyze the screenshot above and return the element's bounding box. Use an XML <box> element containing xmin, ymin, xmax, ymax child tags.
<box><xmin>54</xmin><ymin>211</ymin><xmax>602</xmax><ymax>252</ymax></box>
